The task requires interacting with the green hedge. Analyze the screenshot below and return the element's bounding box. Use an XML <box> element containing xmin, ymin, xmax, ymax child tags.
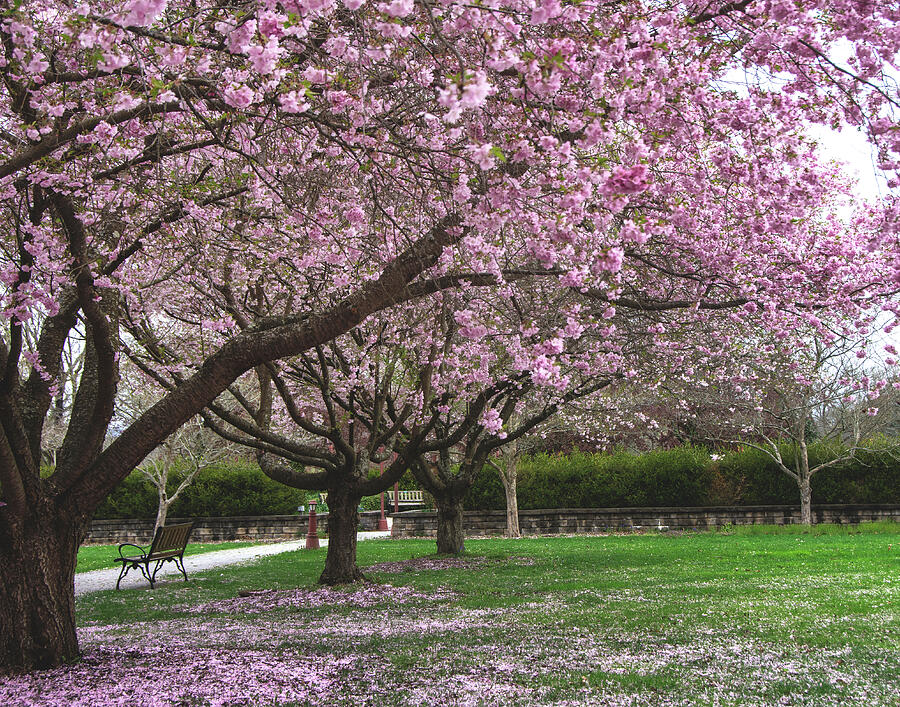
<box><xmin>93</xmin><ymin>462</ymin><xmax>428</xmax><ymax>519</ymax></box>
<box><xmin>714</xmin><ymin>441</ymin><xmax>900</xmax><ymax>506</ymax></box>
<box><xmin>93</xmin><ymin>460</ymin><xmax>311</xmax><ymax>519</ymax></box>
<box><xmin>464</xmin><ymin>443</ymin><xmax>900</xmax><ymax>510</ymax></box>
<box><xmin>93</xmin><ymin>442</ymin><xmax>900</xmax><ymax>519</ymax></box>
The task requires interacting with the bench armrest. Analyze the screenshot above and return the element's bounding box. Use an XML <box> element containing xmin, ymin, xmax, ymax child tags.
<box><xmin>117</xmin><ymin>543</ymin><xmax>148</xmax><ymax>559</ymax></box>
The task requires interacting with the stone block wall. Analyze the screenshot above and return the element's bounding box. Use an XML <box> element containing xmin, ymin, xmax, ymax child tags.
<box><xmin>85</xmin><ymin>511</ymin><xmax>385</xmax><ymax>545</ymax></box>
<box><xmin>85</xmin><ymin>505</ymin><xmax>900</xmax><ymax>544</ymax></box>
<box><xmin>389</xmin><ymin>504</ymin><xmax>900</xmax><ymax>538</ymax></box>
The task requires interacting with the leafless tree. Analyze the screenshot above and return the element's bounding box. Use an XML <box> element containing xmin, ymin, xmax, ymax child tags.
<box><xmin>690</xmin><ymin>332</ymin><xmax>897</xmax><ymax>524</ymax></box>
<box><xmin>118</xmin><ymin>368</ymin><xmax>236</xmax><ymax>531</ymax></box>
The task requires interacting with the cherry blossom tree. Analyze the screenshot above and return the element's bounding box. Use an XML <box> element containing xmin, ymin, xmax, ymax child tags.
<box><xmin>0</xmin><ymin>313</ymin><xmax>84</xmax><ymax>466</ymax></box>
<box><xmin>197</xmin><ymin>329</ymin><xmax>440</xmax><ymax>585</ymax></box>
<box><xmin>392</xmin><ymin>286</ymin><xmax>621</xmax><ymax>555</ymax></box>
<box><xmin>1</xmin><ymin>0</ymin><xmax>898</xmax><ymax>674</ymax></box>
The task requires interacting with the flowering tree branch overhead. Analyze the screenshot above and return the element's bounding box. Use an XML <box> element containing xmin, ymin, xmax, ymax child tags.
<box><xmin>1</xmin><ymin>0</ymin><xmax>899</xmax><ymax>674</ymax></box>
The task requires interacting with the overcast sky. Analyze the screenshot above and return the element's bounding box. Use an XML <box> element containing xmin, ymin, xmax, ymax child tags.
<box><xmin>810</xmin><ymin>123</ymin><xmax>892</xmax><ymax>201</ymax></box>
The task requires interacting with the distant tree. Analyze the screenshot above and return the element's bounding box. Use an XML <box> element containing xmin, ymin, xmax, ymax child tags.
<box><xmin>116</xmin><ymin>370</ymin><xmax>237</xmax><ymax>530</ymax></box>
<box><xmin>490</xmin><ymin>435</ymin><xmax>523</xmax><ymax>539</ymax></box>
<box><xmin>138</xmin><ymin>418</ymin><xmax>235</xmax><ymax>531</ymax></box>
<box><xmin>690</xmin><ymin>331</ymin><xmax>897</xmax><ymax>524</ymax></box>
<box><xmin>192</xmin><ymin>324</ymin><xmax>436</xmax><ymax>584</ymax></box>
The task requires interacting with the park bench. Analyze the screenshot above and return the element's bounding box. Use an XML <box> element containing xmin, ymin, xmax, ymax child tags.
<box><xmin>386</xmin><ymin>489</ymin><xmax>425</xmax><ymax>507</ymax></box>
<box><xmin>114</xmin><ymin>522</ymin><xmax>194</xmax><ymax>590</ymax></box>
<box><xmin>313</xmin><ymin>489</ymin><xmax>425</xmax><ymax>508</ymax></box>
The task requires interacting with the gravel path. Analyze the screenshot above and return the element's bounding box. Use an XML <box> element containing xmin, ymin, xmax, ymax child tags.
<box><xmin>75</xmin><ymin>530</ymin><xmax>392</xmax><ymax>595</ymax></box>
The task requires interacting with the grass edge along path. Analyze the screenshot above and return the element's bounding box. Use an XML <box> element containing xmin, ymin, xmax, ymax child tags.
<box><xmin>75</xmin><ymin>540</ymin><xmax>261</xmax><ymax>573</ymax></box>
<box><xmin>4</xmin><ymin>523</ymin><xmax>897</xmax><ymax>706</ymax></box>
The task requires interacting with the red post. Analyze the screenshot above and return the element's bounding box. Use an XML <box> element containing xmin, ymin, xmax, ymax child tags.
<box><xmin>305</xmin><ymin>498</ymin><xmax>319</xmax><ymax>550</ymax></box>
<box><xmin>393</xmin><ymin>481</ymin><xmax>400</xmax><ymax>514</ymax></box>
<box><xmin>377</xmin><ymin>492</ymin><xmax>389</xmax><ymax>531</ymax></box>
<box><xmin>377</xmin><ymin>461</ymin><xmax>389</xmax><ymax>531</ymax></box>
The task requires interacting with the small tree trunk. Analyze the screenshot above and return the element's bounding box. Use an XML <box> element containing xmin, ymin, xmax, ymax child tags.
<box><xmin>500</xmin><ymin>464</ymin><xmax>521</xmax><ymax>538</ymax></box>
<box><xmin>319</xmin><ymin>489</ymin><xmax>364</xmax><ymax>585</ymax></box>
<box><xmin>0</xmin><ymin>510</ymin><xmax>83</xmax><ymax>673</ymax></box>
<box><xmin>799</xmin><ymin>477</ymin><xmax>813</xmax><ymax>525</ymax></box>
<box><xmin>155</xmin><ymin>501</ymin><xmax>169</xmax><ymax>532</ymax></box>
<box><xmin>797</xmin><ymin>438</ymin><xmax>813</xmax><ymax>526</ymax></box>
<box><xmin>435</xmin><ymin>495</ymin><xmax>465</xmax><ymax>555</ymax></box>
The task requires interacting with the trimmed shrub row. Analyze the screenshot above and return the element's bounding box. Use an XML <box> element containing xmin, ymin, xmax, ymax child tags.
<box><xmin>94</xmin><ymin>461</ymin><xmax>309</xmax><ymax>519</ymax></box>
<box><xmin>93</xmin><ymin>462</ymin><xmax>424</xmax><ymax>519</ymax></box>
<box><xmin>464</xmin><ymin>443</ymin><xmax>900</xmax><ymax>510</ymax></box>
<box><xmin>93</xmin><ymin>443</ymin><xmax>900</xmax><ymax>519</ymax></box>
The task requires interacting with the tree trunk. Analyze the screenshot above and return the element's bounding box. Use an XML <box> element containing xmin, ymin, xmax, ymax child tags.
<box><xmin>435</xmin><ymin>495</ymin><xmax>465</xmax><ymax>555</ymax></box>
<box><xmin>319</xmin><ymin>489</ymin><xmax>364</xmax><ymax>585</ymax></box>
<box><xmin>799</xmin><ymin>477</ymin><xmax>813</xmax><ymax>525</ymax></box>
<box><xmin>500</xmin><ymin>464</ymin><xmax>520</xmax><ymax>538</ymax></box>
<box><xmin>0</xmin><ymin>510</ymin><xmax>83</xmax><ymax>674</ymax></box>
<box><xmin>797</xmin><ymin>437</ymin><xmax>813</xmax><ymax>526</ymax></box>
<box><xmin>155</xmin><ymin>489</ymin><xmax>169</xmax><ymax>532</ymax></box>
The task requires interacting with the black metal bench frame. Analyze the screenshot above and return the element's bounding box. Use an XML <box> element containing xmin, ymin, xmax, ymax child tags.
<box><xmin>115</xmin><ymin>522</ymin><xmax>194</xmax><ymax>590</ymax></box>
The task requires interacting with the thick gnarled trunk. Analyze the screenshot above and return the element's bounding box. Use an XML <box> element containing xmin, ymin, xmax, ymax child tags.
<box><xmin>435</xmin><ymin>495</ymin><xmax>465</xmax><ymax>555</ymax></box>
<box><xmin>319</xmin><ymin>489</ymin><xmax>364</xmax><ymax>585</ymax></box>
<box><xmin>0</xmin><ymin>510</ymin><xmax>83</xmax><ymax>674</ymax></box>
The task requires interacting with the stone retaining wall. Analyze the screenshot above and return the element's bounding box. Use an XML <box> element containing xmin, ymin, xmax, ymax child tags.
<box><xmin>87</xmin><ymin>505</ymin><xmax>900</xmax><ymax>544</ymax></box>
<box><xmin>85</xmin><ymin>511</ymin><xmax>385</xmax><ymax>545</ymax></box>
<box><xmin>390</xmin><ymin>504</ymin><xmax>900</xmax><ymax>538</ymax></box>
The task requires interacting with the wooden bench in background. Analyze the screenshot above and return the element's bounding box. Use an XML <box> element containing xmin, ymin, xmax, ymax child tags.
<box><xmin>315</xmin><ymin>489</ymin><xmax>425</xmax><ymax>509</ymax></box>
<box><xmin>386</xmin><ymin>489</ymin><xmax>425</xmax><ymax>507</ymax></box>
<box><xmin>115</xmin><ymin>522</ymin><xmax>194</xmax><ymax>590</ymax></box>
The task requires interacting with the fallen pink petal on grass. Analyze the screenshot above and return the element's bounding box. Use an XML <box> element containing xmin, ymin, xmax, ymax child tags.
<box><xmin>182</xmin><ymin>582</ymin><xmax>456</xmax><ymax>614</ymax></box>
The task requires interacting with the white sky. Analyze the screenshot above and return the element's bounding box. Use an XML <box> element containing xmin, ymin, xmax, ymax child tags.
<box><xmin>721</xmin><ymin>36</ymin><xmax>898</xmax><ymax>203</ymax></box>
<box><xmin>809</xmin><ymin>123</ymin><xmax>892</xmax><ymax>201</ymax></box>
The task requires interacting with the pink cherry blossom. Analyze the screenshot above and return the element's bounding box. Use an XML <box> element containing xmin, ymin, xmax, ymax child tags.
<box><xmin>123</xmin><ymin>0</ymin><xmax>168</xmax><ymax>26</ymax></box>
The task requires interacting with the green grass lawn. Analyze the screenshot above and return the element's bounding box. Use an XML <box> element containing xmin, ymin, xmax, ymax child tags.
<box><xmin>5</xmin><ymin>524</ymin><xmax>897</xmax><ymax>706</ymax></box>
<box><xmin>75</xmin><ymin>540</ymin><xmax>260</xmax><ymax>573</ymax></box>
